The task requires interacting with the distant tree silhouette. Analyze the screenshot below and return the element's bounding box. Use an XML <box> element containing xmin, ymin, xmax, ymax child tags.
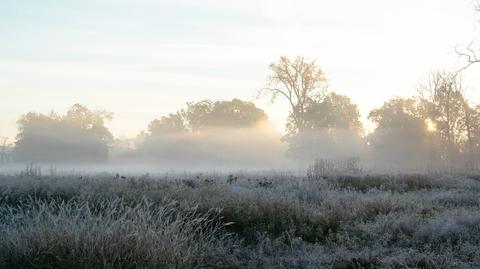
<box><xmin>147</xmin><ymin>99</ymin><xmax>268</xmax><ymax>136</ymax></box>
<box><xmin>182</xmin><ymin>99</ymin><xmax>268</xmax><ymax>131</ymax></box>
<box><xmin>148</xmin><ymin>112</ymin><xmax>187</xmax><ymax>134</ymax></box>
<box><xmin>260</xmin><ymin>56</ymin><xmax>327</xmax><ymax>133</ymax></box>
<box><xmin>460</xmin><ymin>103</ymin><xmax>480</xmax><ymax>167</ymax></box>
<box><xmin>368</xmin><ymin>72</ymin><xmax>480</xmax><ymax>168</ymax></box>
<box><xmin>14</xmin><ymin>104</ymin><xmax>113</xmax><ymax>162</ymax></box>
<box><xmin>140</xmin><ymin>99</ymin><xmax>281</xmax><ymax>165</ymax></box>
<box><xmin>302</xmin><ymin>93</ymin><xmax>363</xmax><ymax>132</ymax></box>
<box><xmin>418</xmin><ymin>71</ymin><xmax>468</xmax><ymax>162</ymax></box>
<box><xmin>368</xmin><ymin>98</ymin><xmax>439</xmax><ymax>164</ymax></box>
<box><xmin>286</xmin><ymin>92</ymin><xmax>365</xmax><ymax>160</ymax></box>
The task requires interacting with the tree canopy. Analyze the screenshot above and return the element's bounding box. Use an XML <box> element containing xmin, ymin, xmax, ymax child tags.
<box><xmin>182</xmin><ymin>99</ymin><xmax>268</xmax><ymax>131</ymax></box>
<box><xmin>147</xmin><ymin>98</ymin><xmax>268</xmax><ymax>136</ymax></box>
<box><xmin>417</xmin><ymin>71</ymin><xmax>477</xmax><ymax>162</ymax></box>
<box><xmin>139</xmin><ymin>99</ymin><xmax>282</xmax><ymax>166</ymax></box>
<box><xmin>286</xmin><ymin>92</ymin><xmax>365</xmax><ymax>160</ymax></box>
<box><xmin>367</xmin><ymin>97</ymin><xmax>438</xmax><ymax>164</ymax></box>
<box><xmin>259</xmin><ymin>56</ymin><xmax>365</xmax><ymax>160</ymax></box>
<box><xmin>261</xmin><ymin>56</ymin><xmax>327</xmax><ymax>133</ymax></box>
<box><xmin>367</xmin><ymin>71</ymin><xmax>480</xmax><ymax>167</ymax></box>
<box><xmin>302</xmin><ymin>92</ymin><xmax>362</xmax><ymax>132</ymax></box>
<box><xmin>14</xmin><ymin>104</ymin><xmax>113</xmax><ymax>162</ymax></box>
<box><xmin>8</xmin><ymin>55</ymin><xmax>480</xmax><ymax>170</ymax></box>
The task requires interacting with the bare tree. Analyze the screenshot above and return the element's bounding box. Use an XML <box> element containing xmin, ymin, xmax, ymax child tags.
<box><xmin>259</xmin><ymin>56</ymin><xmax>327</xmax><ymax>133</ymax></box>
<box><xmin>456</xmin><ymin>1</ymin><xmax>480</xmax><ymax>72</ymax></box>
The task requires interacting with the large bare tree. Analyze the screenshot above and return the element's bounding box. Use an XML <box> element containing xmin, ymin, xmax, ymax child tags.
<box><xmin>260</xmin><ymin>56</ymin><xmax>327</xmax><ymax>133</ymax></box>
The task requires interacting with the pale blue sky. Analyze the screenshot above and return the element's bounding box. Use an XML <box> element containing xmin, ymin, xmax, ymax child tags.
<box><xmin>1</xmin><ymin>0</ymin><xmax>480</xmax><ymax>140</ymax></box>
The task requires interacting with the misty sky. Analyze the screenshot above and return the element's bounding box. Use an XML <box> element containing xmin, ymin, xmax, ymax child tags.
<box><xmin>1</xmin><ymin>0</ymin><xmax>480</xmax><ymax>140</ymax></box>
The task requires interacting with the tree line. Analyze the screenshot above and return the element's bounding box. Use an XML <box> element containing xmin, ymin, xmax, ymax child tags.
<box><xmin>261</xmin><ymin>57</ymin><xmax>480</xmax><ymax>168</ymax></box>
<box><xmin>9</xmin><ymin>56</ymin><xmax>480</xmax><ymax>169</ymax></box>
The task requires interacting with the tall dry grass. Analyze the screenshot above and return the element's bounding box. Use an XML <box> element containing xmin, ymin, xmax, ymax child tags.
<box><xmin>0</xmin><ymin>172</ymin><xmax>479</xmax><ymax>268</ymax></box>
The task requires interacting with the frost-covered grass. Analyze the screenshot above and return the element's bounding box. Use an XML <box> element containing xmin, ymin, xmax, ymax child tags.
<box><xmin>0</xmin><ymin>172</ymin><xmax>480</xmax><ymax>268</ymax></box>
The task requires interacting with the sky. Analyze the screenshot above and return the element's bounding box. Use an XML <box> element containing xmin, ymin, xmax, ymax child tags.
<box><xmin>1</xmin><ymin>0</ymin><xmax>480</xmax><ymax>141</ymax></box>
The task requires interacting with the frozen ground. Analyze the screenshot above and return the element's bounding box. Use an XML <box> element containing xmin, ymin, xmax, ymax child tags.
<box><xmin>0</xmin><ymin>172</ymin><xmax>479</xmax><ymax>268</ymax></box>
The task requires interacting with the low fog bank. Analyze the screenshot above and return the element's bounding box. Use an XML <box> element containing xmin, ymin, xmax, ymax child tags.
<box><xmin>2</xmin><ymin>122</ymin><xmax>475</xmax><ymax>176</ymax></box>
<box><xmin>133</xmin><ymin>122</ymin><xmax>288</xmax><ymax>168</ymax></box>
<box><xmin>0</xmin><ymin>160</ymin><xmax>477</xmax><ymax>178</ymax></box>
<box><xmin>4</xmin><ymin>65</ymin><xmax>480</xmax><ymax>174</ymax></box>
<box><xmin>3</xmin><ymin>117</ymin><xmax>478</xmax><ymax>175</ymax></box>
<box><xmin>1</xmin><ymin>121</ymin><xmax>295</xmax><ymax>174</ymax></box>
<box><xmin>0</xmin><ymin>162</ymin><xmax>309</xmax><ymax>178</ymax></box>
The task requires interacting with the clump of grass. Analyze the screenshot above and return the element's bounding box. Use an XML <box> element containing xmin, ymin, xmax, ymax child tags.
<box><xmin>324</xmin><ymin>174</ymin><xmax>439</xmax><ymax>192</ymax></box>
<box><xmin>0</xmin><ymin>197</ymin><xmax>238</xmax><ymax>269</ymax></box>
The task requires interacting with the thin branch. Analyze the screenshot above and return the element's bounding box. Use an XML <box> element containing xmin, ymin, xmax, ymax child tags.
<box><xmin>455</xmin><ymin>42</ymin><xmax>480</xmax><ymax>74</ymax></box>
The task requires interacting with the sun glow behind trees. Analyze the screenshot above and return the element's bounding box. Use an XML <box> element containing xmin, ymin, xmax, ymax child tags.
<box><xmin>425</xmin><ymin>118</ymin><xmax>437</xmax><ymax>133</ymax></box>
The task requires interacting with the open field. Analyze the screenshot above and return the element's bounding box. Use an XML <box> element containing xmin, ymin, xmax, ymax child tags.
<box><xmin>1</xmin><ymin>172</ymin><xmax>480</xmax><ymax>268</ymax></box>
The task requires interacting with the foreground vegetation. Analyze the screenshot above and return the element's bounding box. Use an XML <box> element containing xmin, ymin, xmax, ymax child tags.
<box><xmin>0</xmin><ymin>172</ymin><xmax>480</xmax><ymax>268</ymax></box>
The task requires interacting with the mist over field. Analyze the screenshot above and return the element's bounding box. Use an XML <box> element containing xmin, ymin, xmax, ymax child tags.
<box><xmin>3</xmin><ymin>84</ymin><xmax>480</xmax><ymax>174</ymax></box>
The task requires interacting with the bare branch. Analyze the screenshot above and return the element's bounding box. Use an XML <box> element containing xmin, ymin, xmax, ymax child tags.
<box><xmin>455</xmin><ymin>42</ymin><xmax>480</xmax><ymax>74</ymax></box>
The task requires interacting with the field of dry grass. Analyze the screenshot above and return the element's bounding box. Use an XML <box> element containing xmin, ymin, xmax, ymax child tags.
<box><xmin>1</xmin><ymin>172</ymin><xmax>480</xmax><ymax>268</ymax></box>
